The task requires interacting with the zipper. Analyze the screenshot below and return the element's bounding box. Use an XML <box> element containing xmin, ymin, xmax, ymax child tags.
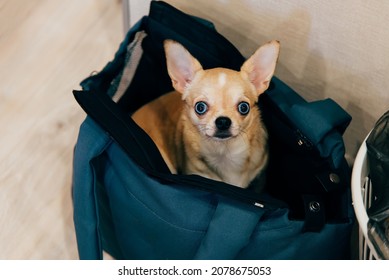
<box><xmin>150</xmin><ymin>171</ymin><xmax>285</xmax><ymax>211</ymax></box>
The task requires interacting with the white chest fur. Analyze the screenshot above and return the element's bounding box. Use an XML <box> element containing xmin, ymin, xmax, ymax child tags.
<box><xmin>198</xmin><ymin>136</ymin><xmax>261</xmax><ymax>187</ymax></box>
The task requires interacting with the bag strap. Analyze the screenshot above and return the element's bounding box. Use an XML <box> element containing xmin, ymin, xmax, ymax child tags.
<box><xmin>264</xmin><ymin>77</ymin><xmax>352</xmax><ymax>169</ymax></box>
<box><xmin>72</xmin><ymin>117</ymin><xmax>114</xmax><ymax>260</ymax></box>
<box><xmin>194</xmin><ymin>197</ymin><xmax>265</xmax><ymax>259</ymax></box>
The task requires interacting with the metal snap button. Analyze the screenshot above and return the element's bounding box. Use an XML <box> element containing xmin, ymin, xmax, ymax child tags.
<box><xmin>309</xmin><ymin>201</ymin><xmax>321</xmax><ymax>212</ymax></box>
<box><xmin>329</xmin><ymin>173</ymin><xmax>340</xmax><ymax>184</ymax></box>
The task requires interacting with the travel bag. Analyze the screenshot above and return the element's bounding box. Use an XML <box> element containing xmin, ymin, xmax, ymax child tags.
<box><xmin>72</xmin><ymin>1</ymin><xmax>354</xmax><ymax>259</ymax></box>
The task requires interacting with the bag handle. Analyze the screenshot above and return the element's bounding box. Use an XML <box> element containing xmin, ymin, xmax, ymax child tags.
<box><xmin>194</xmin><ymin>197</ymin><xmax>265</xmax><ymax>259</ymax></box>
<box><xmin>264</xmin><ymin>77</ymin><xmax>352</xmax><ymax>169</ymax></box>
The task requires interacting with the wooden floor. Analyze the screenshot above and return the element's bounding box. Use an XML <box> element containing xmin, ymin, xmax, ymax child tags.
<box><xmin>0</xmin><ymin>0</ymin><xmax>123</xmax><ymax>259</ymax></box>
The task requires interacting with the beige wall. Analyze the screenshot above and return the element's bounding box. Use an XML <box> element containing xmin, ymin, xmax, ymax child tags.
<box><xmin>130</xmin><ymin>0</ymin><xmax>389</xmax><ymax>162</ymax></box>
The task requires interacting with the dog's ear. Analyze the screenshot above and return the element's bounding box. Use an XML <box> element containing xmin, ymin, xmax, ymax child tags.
<box><xmin>241</xmin><ymin>40</ymin><xmax>280</xmax><ymax>95</ymax></box>
<box><xmin>164</xmin><ymin>40</ymin><xmax>203</xmax><ymax>93</ymax></box>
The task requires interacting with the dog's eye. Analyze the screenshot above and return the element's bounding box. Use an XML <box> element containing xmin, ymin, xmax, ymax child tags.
<box><xmin>194</xmin><ymin>101</ymin><xmax>208</xmax><ymax>115</ymax></box>
<box><xmin>238</xmin><ymin>102</ymin><xmax>250</xmax><ymax>115</ymax></box>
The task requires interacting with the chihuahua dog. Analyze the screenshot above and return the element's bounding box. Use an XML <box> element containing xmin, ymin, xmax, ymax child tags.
<box><xmin>132</xmin><ymin>40</ymin><xmax>280</xmax><ymax>189</ymax></box>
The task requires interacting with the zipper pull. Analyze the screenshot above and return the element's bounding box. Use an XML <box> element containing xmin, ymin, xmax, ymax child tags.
<box><xmin>296</xmin><ymin>129</ymin><xmax>313</xmax><ymax>150</ymax></box>
<box><xmin>254</xmin><ymin>202</ymin><xmax>265</xmax><ymax>208</ymax></box>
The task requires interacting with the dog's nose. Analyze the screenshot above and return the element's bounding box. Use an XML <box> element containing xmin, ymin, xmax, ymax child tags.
<box><xmin>215</xmin><ymin>117</ymin><xmax>231</xmax><ymax>130</ymax></box>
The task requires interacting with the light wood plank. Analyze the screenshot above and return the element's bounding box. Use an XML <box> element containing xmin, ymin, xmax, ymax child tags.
<box><xmin>0</xmin><ymin>0</ymin><xmax>123</xmax><ymax>259</ymax></box>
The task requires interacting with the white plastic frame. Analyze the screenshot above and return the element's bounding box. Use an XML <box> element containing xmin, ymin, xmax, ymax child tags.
<box><xmin>351</xmin><ymin>134</ymin><xmax>380</xmax><ymax>259</ymax></box>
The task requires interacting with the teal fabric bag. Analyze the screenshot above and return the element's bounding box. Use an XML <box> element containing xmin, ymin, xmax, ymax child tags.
<box><xmin>72</xmin><ymin>1</ymin><xmax>354</xmax><ymax>259</ymax></box>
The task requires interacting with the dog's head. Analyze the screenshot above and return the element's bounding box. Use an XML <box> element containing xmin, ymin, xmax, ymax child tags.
<box><xmin>164</xmin><ymin>40</ymin><xmax>280</xmax><ymax>140</ymax></box>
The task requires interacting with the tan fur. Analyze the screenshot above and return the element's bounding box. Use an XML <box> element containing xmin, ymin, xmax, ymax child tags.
<box><xmin>132</xmin><ymin>40</ymin><xmax>280</xmax><ymax>189</ymax></box>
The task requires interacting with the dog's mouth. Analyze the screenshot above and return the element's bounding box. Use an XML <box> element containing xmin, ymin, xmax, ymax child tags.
<box><xmin>213</xmin><ymin>130</ymin><xmax>233</xmax><ymax>140</ymax></box>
